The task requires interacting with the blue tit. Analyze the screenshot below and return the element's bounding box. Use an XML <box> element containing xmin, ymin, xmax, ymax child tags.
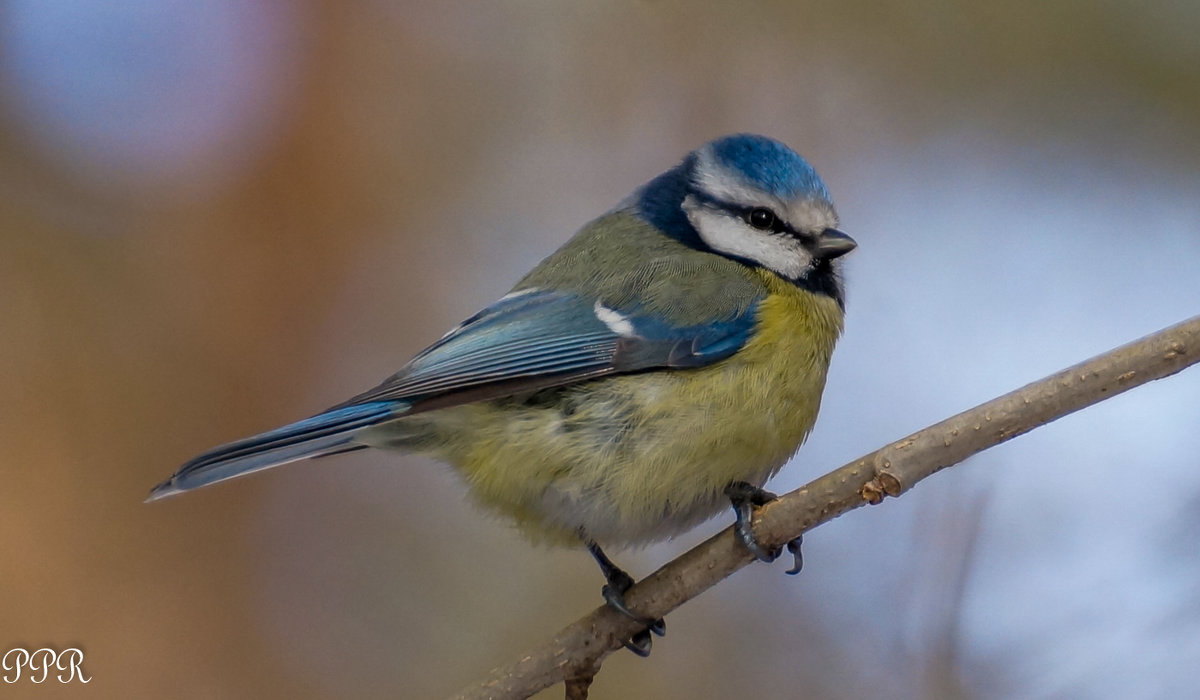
<box><xmin>148</xmin><ymin>133</ymin><xmax>855</xmax><ymax>655</ymax></box>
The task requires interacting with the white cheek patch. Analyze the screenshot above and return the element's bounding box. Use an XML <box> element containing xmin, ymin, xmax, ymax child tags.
<box><xmin>594</xmin><ymin>301</ymin><xmax>635</xmax><ymax>337</ymax></box>
<box><xmin>683</xmin><ymin>196</ymin><xmax>812</xmax><ymax>279</ymax></box>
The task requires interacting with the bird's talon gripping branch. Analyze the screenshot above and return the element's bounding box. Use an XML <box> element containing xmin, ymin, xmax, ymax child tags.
<box><xmin>733</xmin><ymin>502</ymin><xmax>780</xmax><ymax>563</ymax></box>
<box><xmin>726</xmin><ymin>481</ymin><xmax>801</xmax><ymax>567</ymax></box>
<box><xmin>587</xmin><ymin>540</ymin><xmax>665</xmax><ymax>656</ymax></box>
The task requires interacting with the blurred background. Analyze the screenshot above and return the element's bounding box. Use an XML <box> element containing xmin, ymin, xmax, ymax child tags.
<box><xmin>2</xmin><ymin>1</ymin><xmax>1198</xmax><ymax>698</ymax></box>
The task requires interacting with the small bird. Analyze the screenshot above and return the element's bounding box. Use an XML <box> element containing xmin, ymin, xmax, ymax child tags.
<box><xmin>148</xmin><ymin>134</ymin><xmax>855</xmax><ymax>654</ymax></box>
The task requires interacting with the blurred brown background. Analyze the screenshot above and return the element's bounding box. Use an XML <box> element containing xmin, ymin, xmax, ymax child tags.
<box><xmin>2</xmin><ymin>1</ymin><xmax>1199</xmax><ymax>698</ymax></box>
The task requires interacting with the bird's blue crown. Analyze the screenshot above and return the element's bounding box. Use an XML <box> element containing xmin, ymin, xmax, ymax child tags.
<box><xmin>709</xmin><ymin>134</ymin><xmax>829</xmax><ymax>202</ymax></box>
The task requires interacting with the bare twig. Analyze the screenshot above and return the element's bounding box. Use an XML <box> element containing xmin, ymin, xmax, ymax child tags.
<box><xmin>452</xmin><ymin>315</ymin><xmax>1200</xmax><ymax>700</ymax></box>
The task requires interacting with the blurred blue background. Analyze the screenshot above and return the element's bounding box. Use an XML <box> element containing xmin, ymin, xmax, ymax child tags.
<box><xmin>2</xmin><ymin>1</ymin><xmax>1198</xmax><ymax>698</ymax></box>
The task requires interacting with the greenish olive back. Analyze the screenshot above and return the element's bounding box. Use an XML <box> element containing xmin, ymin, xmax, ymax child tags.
<box><xmin>515</xmin><ymin>210</ymin><xmax>765</xmax><ymax>326</ymax></box>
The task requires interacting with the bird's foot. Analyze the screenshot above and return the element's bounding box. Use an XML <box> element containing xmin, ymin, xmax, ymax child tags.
<box><xmin>600</xmin><ymin>569</ymin><xmax>666</xmax><ymax>656</ymax></box>
<box><xmin>586</xmin><ymin>540</ymin><xmax>665</xmax><ymax>656</ymax></box>
<box><xmin>725</xmin><ymin>481</ymin><xmax>803</xmax><ymax>575</ymax></box>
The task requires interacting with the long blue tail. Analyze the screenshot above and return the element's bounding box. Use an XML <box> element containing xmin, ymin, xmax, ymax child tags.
<box><xmin>147</xmin><ymin>401</ymin><xmax>403</xmax><ymax>502</ymax></box>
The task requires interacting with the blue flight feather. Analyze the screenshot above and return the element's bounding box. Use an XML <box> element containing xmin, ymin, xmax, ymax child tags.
<box><xmin>145</xmin><ymin>401</ymin><xmax>402</xmax><ymax>501</ymax></box>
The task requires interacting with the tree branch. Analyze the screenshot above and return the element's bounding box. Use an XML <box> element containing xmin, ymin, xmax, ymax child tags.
<box><xmin>451</xmin><ymin>315</ymin><xmax>1200</xmax><ymax>700</ymax></box>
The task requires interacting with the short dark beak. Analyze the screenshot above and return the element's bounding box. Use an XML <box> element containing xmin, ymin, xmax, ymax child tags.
<box><xmin>813</xmin><ymin>228</ymin><xmax>857</xmax><ymax>259</ymax></box>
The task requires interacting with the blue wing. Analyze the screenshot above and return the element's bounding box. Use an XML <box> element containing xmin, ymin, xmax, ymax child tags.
<box><xmin>339</xmin><ymin>286</ymin><xmax>760</xmax><ymax>410</ymax></box>
<box><xmin>150</xmin><ymin>285</ymin><xmax>760</xmax><ymax>501</ymax></box>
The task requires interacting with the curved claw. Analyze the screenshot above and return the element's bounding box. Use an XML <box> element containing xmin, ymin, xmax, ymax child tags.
<box><xmin>726</xmin><ymin>481</ymin><xmax>783</xmax><ymax>563</ymax></box>
<box><xmin>623</xmin><ymin>628</ymin><xmax>653</xmax><ymax>657</ymax></box>
<box><xmin>601</xmin><ymin>584</ymin><xmax>660</xmax><ymax>629</ymax></box>
<box><xmin>648</xmin><ymin>617</ymin><xmax>666</xmax><ymax>637</ymax></box>
<box><xmin>734</xmin><ymin>500</ymin><xmax>781</xmax><ymax>563</ymax></box>
<box><xmin>785</xmin><ymin>536</ymin><xmax>804</xmax><ymax>575</ymax></box>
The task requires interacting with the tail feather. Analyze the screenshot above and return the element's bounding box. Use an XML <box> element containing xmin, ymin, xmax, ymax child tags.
<box><xmin>147</xmin><ymin>401</ymin><xmax>403</xmax><ymax>502</ymax></box>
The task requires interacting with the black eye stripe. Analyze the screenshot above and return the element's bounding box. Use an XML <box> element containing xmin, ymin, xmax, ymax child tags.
<box><xmin>688</xmin><ymin>188</ymin><xmax>801</xmax><ymax>237</ymax></box>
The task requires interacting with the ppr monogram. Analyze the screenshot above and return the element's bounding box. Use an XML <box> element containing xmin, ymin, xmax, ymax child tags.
<box><xmin>2</xmin><ymin>648</ymin><xmax>91</xmax><ymax>684</ymax></box>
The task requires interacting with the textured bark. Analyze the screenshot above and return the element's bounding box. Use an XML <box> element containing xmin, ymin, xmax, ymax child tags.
<box><xmin>451</xmin><ymin>315</ymin><xmax>1200</xmax><ymax>700</ymax></box>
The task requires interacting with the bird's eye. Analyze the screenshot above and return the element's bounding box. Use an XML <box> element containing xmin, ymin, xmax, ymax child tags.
<box><xmin>746</xmin><ymin>207</ymin><xmax>778</xmax><ymax>231</ymax></box>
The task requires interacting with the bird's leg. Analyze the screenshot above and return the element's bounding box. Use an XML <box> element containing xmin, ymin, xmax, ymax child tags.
<box><xmin>585</xmin><ymin>538</ymin><xmax>666</xmax><ymax>657</ymax></box>
<box><xmin>725</xmin><ymin>481</ymin><xmax>803</xmax><ymax>575</ymax></box>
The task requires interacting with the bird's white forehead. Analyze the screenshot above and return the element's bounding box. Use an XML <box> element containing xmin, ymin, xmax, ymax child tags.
<box><xmin>693</xmin><ymin>146</ymin><xmax>838</xmax><ymax>232</ymax></box>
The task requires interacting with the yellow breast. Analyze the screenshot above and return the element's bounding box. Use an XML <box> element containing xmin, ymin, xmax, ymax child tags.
<box><xmin>595</xmin><ymin>272</ymin><xmax>844</xmax><ymax>534</ymax></box>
